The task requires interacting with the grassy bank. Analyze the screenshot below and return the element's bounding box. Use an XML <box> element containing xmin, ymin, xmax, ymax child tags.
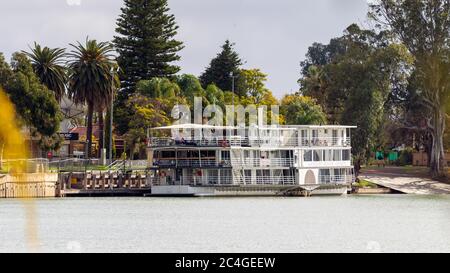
<box><xmin>353</xmin><ymin>179</ymin><xmax>379</xmax><ymax>188</ymax></box>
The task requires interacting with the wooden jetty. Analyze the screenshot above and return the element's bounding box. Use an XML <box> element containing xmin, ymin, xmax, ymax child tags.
<box><xmin>1</xmin><ymin>159</ymin><xmax>152</xmax><ymax>198</ymax></box>
<box><xmin>59</xmin><ymin>171</ymin><xmax>151</xmax><ymax>197</ymax></box>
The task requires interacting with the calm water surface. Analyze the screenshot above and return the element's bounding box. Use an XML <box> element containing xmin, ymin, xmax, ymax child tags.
<box><xmin>1</xmin><ymin>195</ymin><xmax>449</xmax><ymax>253</ymax></box>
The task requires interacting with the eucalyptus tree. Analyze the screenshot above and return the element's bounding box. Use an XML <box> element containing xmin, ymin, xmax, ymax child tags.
<box><xmin>370</xmin><ymin>0</ymin><xmax>450</xmax><ymax>178</ymax></box>
<box><xmin>67</xmin><ymin>38</ymin><xmax>117</xmax><ymax>158</ymax></box>
<box><xmin>299</xmin><ymin>24</ymin><xmax>412</xmax><ymax>173</ymax></box>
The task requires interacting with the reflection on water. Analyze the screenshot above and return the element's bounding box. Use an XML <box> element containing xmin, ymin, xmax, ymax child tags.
<box><xmin>0</xmin><ymin>195</ymin><xmax>449</xmax><ymax>253</ymax></box>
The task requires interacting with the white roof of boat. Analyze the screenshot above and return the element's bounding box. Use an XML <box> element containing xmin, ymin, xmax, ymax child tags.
<box><xmin>279</xmin><ymin>125</ymin><xmax>357</xmax><ymax>129</ymax></box>
<box><xmin>151</xmin><ymin>124</ymin><xmax>356</xmax><ymax>130</ymax></box>
<box><xmin>151</xmin><ymin>123</ymin><xmax>237</xmax><ymax>130</ymax></box>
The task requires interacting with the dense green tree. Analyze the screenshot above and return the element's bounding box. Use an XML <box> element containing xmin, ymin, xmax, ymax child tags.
<box><xmin>223</xmin><ymin>91</ymin><xmax>240</xmax><ymax>105</ymax></box>
<box><xmin>114</xmin><ymin>101</ymin><xmax>134</xmax><ymax>136</ymax></box>
<box><xmin>238</xmin><ymin>87</ymin><xmax>280</xmax><ymax>125</ymax></box>
<box><xmin>136</xmin><ymin>77</ymin><xmax>180</xmax><ymax>99</ymax></box>
<box><xmin>200</xmin><ymin>40</ymin><xmax>242</xmax><ymax>92</ymax></box>
<box><xmin>176</xmin><ymin>74</ymin><xmax>206</xmax><ymax>106</ymax></box>
<box><xmin>0</xmin><ymin>53</ymin><xmax>62</xmax><ymax>153</ymax></box>
<box><xmin>0</xmin><ymin>53</ymin><xmax>12</xmax><ymax>85</ymax></box>
<box><xmin>299</xmin><ymin>38</ymin><xmax>348</xmax><ymax>122</ymax></box>
<box><xmin>114</xmin><ymin>0</ymin><xmax>184</xmax><ymax>94</ymax></box>
<box><xmin>299</xmin><ymin>39</ymin><xmax>347</xmax><ymax>77</ymax></box>
<box><xmin>68</xmin><ymin>39</ymin><xmax>117</xmax><ymax>158</ymax></box>
<box><xmin>298</xmin><ymin>66</ymin><xmax>327</xmax><ymax>110</ymax></box>
<box><xmin>370</xmin><ymin>0</ymin><xmax>450</xmax><ymax>178</ymax></box>
<box><xmin>381</xmin><ymin>70</ymin><xmax>433</xmax><ymax>163</ymax></box>
<box><xmin>280</xmin><ymin>95</ymin><xmax>327</xmax><ymax>125</ymax></box>
<box><xmin>341</xmin><ymin>30</ymin><xmax>411</xmax><ymax>173</ymax></box>
<box><xmin>238</xmin><ymin>69</ymin><xmax>268</xmax><ymax>103</ymax></box>
<box><xmin>23</xmin><ymin>43</ymin><xmax>67</xmax><ymax>102</ymax></box>
<box><xmin>299</xmin><ymin>26</ymin><xmax>397</xmax><ymax>124</ymax></box>
<box><xmin>125</xmin><ymin>95</ymin><xmax>170</xmax><ymax>159</ymax></box>
<box><xmin>123</xmin><ymin>77</ymin><xmax>187</xmax><ymax>157</ymax></box>
<box><xmin>299</xmin><ymin>25</ymin><xmax>411</xmax><ymax>173</ymax></box>
<box><xmin>205</xmin><ymin>84</ymin><xmax>224</xmax><ymax>107</ymax></box>
<box><xmin>299</xmin><ymin>38</ymin><xmax>349</xmax><ymax>123</ymax></box>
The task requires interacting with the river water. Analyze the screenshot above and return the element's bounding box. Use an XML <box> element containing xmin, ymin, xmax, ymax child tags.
<box><xmin>0</xmin><ymin>195</ymin><xmax>449</xmax><ymax>253</ymax></box>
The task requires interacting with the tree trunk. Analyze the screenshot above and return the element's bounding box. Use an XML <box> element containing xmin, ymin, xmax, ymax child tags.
<box><xmin>424</xmin><ymin>133</ymin><xmax>432</xmax><ymax>167</ymax></box>
<box><xmin>429</xmin><ymin>108</ymin><xmax>447</xmax><ymax>178</ymax></box>
<box><xmin>98</xmin><ymin>110</ymin><xmax>104</xmax><ymax>158</ymax></box>
<box><xmin>105</xmin><ymin>108</ymin><xmax>113</xmax><ymax>160</ymax></box>
<box><xmin>86</xmin><ymin>101</ymin><xmax>94</xmax><ymax>159</ymax></box>
<box><xmin>130</xmin><ymin>144</ymin><xmax>135</xmax><ymax>160</ymax></box>
<box><xmin>354</xmin><ymin>158</ymin><xmax>361</xmax><ymax>178</ymax></box>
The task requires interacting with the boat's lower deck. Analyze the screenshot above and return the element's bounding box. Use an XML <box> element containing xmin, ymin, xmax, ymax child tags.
<box><xmin>150</xmin><ymin>184</ymin><xmax>349</xmax><ymax>197</ymax></box>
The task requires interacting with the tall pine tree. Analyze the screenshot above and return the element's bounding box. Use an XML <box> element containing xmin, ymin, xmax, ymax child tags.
<box><xmin>113</xmin><ymin>0</ymin><xmax>183</xmax><ymax>134</ymax></box>
<box><xmin>200</xmin><ymin>40</ymin><xmax>242</xmax><ymax>92</ymax></box>
<box><xmin>114</xmin><ymin>0</ymin><xmax>183</xmax><ymax>94</ymax></box>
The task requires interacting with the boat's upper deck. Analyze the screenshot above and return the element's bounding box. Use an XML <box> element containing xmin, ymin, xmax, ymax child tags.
<box><xmin>148</xmin><ymin>124</ymin><xmax>356</xmax><ymax>149</ymax></box>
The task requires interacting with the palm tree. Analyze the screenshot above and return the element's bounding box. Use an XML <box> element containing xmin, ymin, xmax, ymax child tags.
<box><xmin>23</xmin><ymin>42</ymin><xmax>67</xmax><ymax>101</ymax></box>
<box><xmin>67</xmin><ymin>38</ymin><xmax>116</xmax><ymax>158</ymax></box>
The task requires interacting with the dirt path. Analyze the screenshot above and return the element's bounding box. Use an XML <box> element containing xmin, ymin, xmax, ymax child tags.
<box><xmin>360</xmin><ymin>167</ymin><xmax>450</xmax><ymax>194</ymax></box>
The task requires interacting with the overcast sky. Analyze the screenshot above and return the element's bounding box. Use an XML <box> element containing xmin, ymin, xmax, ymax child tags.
<box><xmin>0</xmin><ymin>0</ymin><xmax>370</xmax><ymax>98</ymax></box>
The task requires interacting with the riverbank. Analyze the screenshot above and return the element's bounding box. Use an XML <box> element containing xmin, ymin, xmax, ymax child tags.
<box><xmin>360</xmin><ymin>166</ymin><xmax>450</xmax><ymax>194</ymax></box>
<box><xmin>2</xmin><ymin>166</ymin><xmax>449</xmax><ymax>198</ymax></box>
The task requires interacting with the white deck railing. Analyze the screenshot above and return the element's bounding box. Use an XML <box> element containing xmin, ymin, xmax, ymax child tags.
<box><xmin>249</xmin><ymin>138</ymin><xmax>298</xmax><ymax>147</ymax></box>
<box><xmin>231</xmin><ymin>158</ymin><xmax>294</xmax><ymax>168</ymax></box>
<box><xmin>149</xmin><ymin>136</ymin><xmax>351</xmax><ymax>148</ymax></box>
<box><xmin>153</xmin><ymin>159</ymin><xmax>231</xmax><ymax>167</ymax></box>
<box><xmin>254</xmin><ymin>176</ymin><xmax>296</xmax><ymax>185</ymax></box>
<box><xmin>151</xmin><ymin>176</ymin><xmax>234</xmax><ymax>186</ymax></box>
<box><xmin>150</xmin><ymin>175</ymin><xmax>296</xmax><ymax>186</ymax></box>
<box><xmin>300</xmin><ymin>137</ymin><xmax>351</xmax><ymax>147</ymax></box>
<box><xmin>190</xmin><ymin>176</ymin><xmax>234</xmax><ymax>185</ymax></box>
<box><xmin>319</xmin><ymin>175</ymin><xmax>354</xmax><ymax>184</ymax></box>
<box><xmin>149</xmin><ymin>137</ymin><xmax>247</xmax><ymax>147</ymax></box>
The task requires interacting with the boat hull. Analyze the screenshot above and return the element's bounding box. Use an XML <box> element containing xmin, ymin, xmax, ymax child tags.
<box><xmin>150</xmin><ymin>184</ymin><xmax>349</xmax><ymax>197</ymax></box>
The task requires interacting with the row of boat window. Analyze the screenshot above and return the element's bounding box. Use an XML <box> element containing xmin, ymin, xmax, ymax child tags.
<box><xmin>157</xmin><ymin>150</ymin><xmax>287</xmax><ymax>160</ymax></box>
<box><xmin>319</xmin><ymin>168</ymin><xmax>352</xmax><ymax>176</ymax></box>
<box><xmin>304</xmin><ymin>150</ymin><xmax>351</xmax><ymax>162</ymax></box>
<box><xmin>158</xmin><ymin>150</ymin><xmax>216</xmax><ymax>158</ymax></box>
